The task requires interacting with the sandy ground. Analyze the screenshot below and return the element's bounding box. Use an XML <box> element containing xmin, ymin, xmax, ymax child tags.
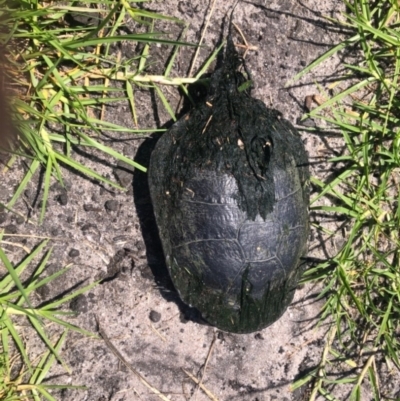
<box><xmin>1</xmin><ymin>1</ymin><xmax>399</xmax><ymax>400</ymax></box>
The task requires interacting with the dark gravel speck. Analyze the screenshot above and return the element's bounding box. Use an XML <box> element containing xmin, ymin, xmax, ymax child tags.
<box><xmin>24</xmin><ymin>189</ymin><xmax>33</xmax><ymax>200</ymax></box>
<box><xmin>114</xmin><ymin>160</ymin><xmax>135</xmax><ymax>187</ymax></box>
<box><xmin>70</xmin><ymin>294</ymin><xmax>89</xmax><ymax>314</ymax></box>
<box><xmin>217</xmin><ymin>331</ymin><xmax>225</xmax><ymax>341</ymax></box>
<box><xmin>105</xmin><ymin>199</ymin><xmax>119</xmax><ymax>211</ymax></box>
<box><xmin>149</xmin><ymin>310</ymin><xmax>161</xmax><ymax>323</ymax></box>
<box><xmin>15</xmin><ymin>215</ymin><xmax>25</xmax><ymax>225</ymax></box>
<box><xmin>81</xmin><ymin>223</ymin><xmax>98</xmax><ymax>232</ymax></box>
<box><xmin>84</xmin><ymin>204</ymin><xmax>101</xmax><ymax>212</ymax></box>
<box><xmin>69</xmin><ymin>248</ymin><xmax>80</xmax><ymax>258</ymax></box>
<box><xmin>57</xmin><ymin>191</ymin><xmax>68</xmax><ymax>205</ymax></box>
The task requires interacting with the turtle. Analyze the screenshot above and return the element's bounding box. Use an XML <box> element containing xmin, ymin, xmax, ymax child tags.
<box><xmin>148</xmin><ymin>33</ymin><xmax>309</xmax><ymax>334</ymax></box>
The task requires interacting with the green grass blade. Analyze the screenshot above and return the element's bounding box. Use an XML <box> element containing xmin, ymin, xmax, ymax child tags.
<box><xmin>30</xmin><ymin>331</ymin><xmax>68</xmax><ymax>385</ymax></box>
<box><xmin>2</xmin><ymin>313</ymin><xmax>32</xmax><ymax>373</ymax></box>
<box><xmin>286</xmin><ymin>34</ymin><xmax>360</xmax><ymax>86</ymax></box>
<box><xmin>28</xmin><ymin>315</ymin><xmax>69</xmax><ymax>373</ymax></box>
<box><xmin>153</xmin><ymin>83</ymin><xmax>176</xmax><ymax>122</ymax></box>
<box><xmin>53</xmin><ymin>152</ymin><xmax>125</xmax><ymax>188</ymax></box>
<box><xmin>39</xmin><ymin>156</ymin><xmax>52</xmax><ymax>224</ymax></box>
<box><xmin>0</xmin><ymin>247</ymin><xmax>35</xmax><ymax>312</ymax></box>
<box><xmin>71</xmin><ymin>132</ymin><xmax>147</xmax><ymax>172</ymax></box>
<box><xmin>7</xmin><ymin>159</ymin><xmax>40</xmax><ymax>209</ymax></box>
<box><xmin>0</xmin><ymin>240</ymin><xmax>49</xmax><ymax>293</ymax></box>
<box><xmin>40</xmin><ymin>280</ymin><xmax>99</xmax><ymax>311</ymax></box>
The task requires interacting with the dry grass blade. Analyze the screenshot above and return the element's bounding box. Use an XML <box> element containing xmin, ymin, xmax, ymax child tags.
<box><xmin>192</xmin><ymin>332</ymin><xmax>217</xmax><ymax>401</ymax></box>
<box><xmin>232</xmin><ymin>23</ymin><xmax>258</xmax><ymax>58</ymax></box>
<box><xmin>187</xmin><ymin>0</ymin><xmax>217</xmax><ymax>78</ymax></box>
<box><xmin>182</xmin><ymin>369</ymin><xmax>220</xmax><ymax>401</ymax></box>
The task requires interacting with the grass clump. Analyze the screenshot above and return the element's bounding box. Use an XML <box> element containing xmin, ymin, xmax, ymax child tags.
<box><xmin>0</xmin><ymin>236</ymin><xmax>97</xmax><ymax>400</ymax></box>
<box><xmin>0</xmin><ymin>0</ymin><xmax>203</xmax><ymax>399</ymax></box>
<box><xmin>1</xmin><ymin>0</ymin><xmax>196</xmax><ymax>223</ymax></box>
<box><xmin>291</xmin><ymin>1</ymin><xmax>400</xmax><ymax>400</ymax></box>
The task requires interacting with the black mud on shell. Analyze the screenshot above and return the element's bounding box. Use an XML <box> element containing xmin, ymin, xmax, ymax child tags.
<box><xmin>148</xmin><ymin>37</ymin><xmax>310</xmax><ymax>333</ymax></box>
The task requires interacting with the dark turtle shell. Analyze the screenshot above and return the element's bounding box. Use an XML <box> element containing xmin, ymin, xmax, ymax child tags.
<box><xmin>148</xmin><ymin>38</ymin><xmax>309</xmax><ymax>333</ymax></box>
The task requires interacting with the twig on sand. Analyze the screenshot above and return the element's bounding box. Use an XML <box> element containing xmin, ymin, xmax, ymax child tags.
<box><xmin>96</xmin><ymin>315</ymin><xmax>173</xmax><ymax>401</ymax></box>
<box><xmin>232</xmin><ymin>22</ymin><xmax>258</xmax><ymax>59</ymax></box>
<box><xmin>190</xmin><ymin>331</ymin><xmax>218</xmax><ymax>401</ymax></box>
<box><xmin>182</xmin><ymin>369</ymin><xmax>219</xmax><ymax>401</ymax></box>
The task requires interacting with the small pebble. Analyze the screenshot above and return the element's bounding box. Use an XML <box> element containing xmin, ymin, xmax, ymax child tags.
<box><xmin>113</xmin><ymin>235</ymin><xmax>129</xmax><ymax>243</ymax></box>
<box><xmin>297</xmin><ymin>117</ymin><xmax>316</xmax><ymax>128</ymax></box>
<box><xmin>81</xmin><ymin>223</ymin><xmax>100</xmax><ymax>242</ymax></box>
<box><xmin>70</xmin><ymin>295</ymin><xmax>88</xmax><ymax>314</ymax></box>
<box><xmin>69</xmin><ymin>248</ymin><xmax>80</xmax><ymax>258</ymax></box>
<box><xmin>136</xmin><ymin>241</ymin><xmax>145</xmax><ymax>251</ymax></box>
<box><xmin>15</xmin><ymin>215</ymin><xmax>25</xmax><ymax>225</ymax></box>
<box><xmin>24</xmin><ymin>189</ymin><xmax>33</xmax><ymax>199</ymax></box>
<box><xmin>57</xmin><ymin>192</ymin><xmax>68</xmax><ymax>205</ymax></box>
<box><xmin>83</xmin><ymin>203</ymin><xmax>99</xmax><ymax>212</ymax></box>
<box><xmin>105</xmin><ymin>199</ymin><xmax>119</xmax><ymax>211</ymax></box>
<box><xmin>149</xmin><ymin>310</ymin><xmax>161</xmax><ymax>323</ymax></box>
<box><xmin>114</xmin><ymin>160</ymin><xmax>135</xmax><ymax>187</ymax></box>
<box><xmin>81</xmin><ymin>223</ymin><xmax>97</xmax><ymax>232</ymax></box>
<box><xmin>4</xmin><ymin>224</ymin><xmax>17</xmax><ymax>234</ymax></box>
